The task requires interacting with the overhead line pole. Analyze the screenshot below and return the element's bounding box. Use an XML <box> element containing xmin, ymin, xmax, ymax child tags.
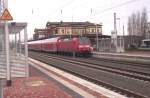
<box><xmin>96</xmin><ymin>24</ymin><xmax>99</xmax><ymax>51</ymax></box>
<box><xmin>114</xmin><ymin>13</ymin><xmax>118</xmax><ymax>52</ymax></box>
<box><xmin>123</xmin><ymin>24</ymin><xmax>125</xmax><ymax>51</ymax></box>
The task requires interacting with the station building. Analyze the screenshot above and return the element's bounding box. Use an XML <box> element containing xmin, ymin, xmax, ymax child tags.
<box><xmin>33</xmin><ymin>21</ymin><xmax>103</xmax><ymax>40</ymax></box>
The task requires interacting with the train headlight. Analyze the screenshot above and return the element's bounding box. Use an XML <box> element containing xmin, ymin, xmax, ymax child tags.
<box><xmin>78</xmin><ymin>45</ymin><xmax>83</xmax><ymax>48</ymax></box>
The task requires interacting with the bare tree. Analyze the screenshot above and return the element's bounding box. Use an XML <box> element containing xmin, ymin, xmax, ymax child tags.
<box><xmin>127</xmin><ymin>8</ymin><xmax>148</xmax><ymax>39</ymax></box>
<box><xmin>136</xmin><ymin>11</ymin><xmax>141</xmax><ymax>36</ymax></box>
<box><xmin>131</xmin><ymin>13</ymin><xmax>136</xmax><ymax>35</ymax></box>
<box><xmin>128</xmin><ymin>16</ymin><xmax>132</xmax><ymax>35</ymax></box>
<box><xmin>141</xmin><ymin>8</ymin><xmax>148</xmax><ymax>39</ymax></box>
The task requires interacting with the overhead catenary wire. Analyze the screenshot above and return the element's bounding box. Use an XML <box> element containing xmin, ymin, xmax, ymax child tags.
<box><xmin>44</xmin><ymin>0</ymin><xmax>75</xmax><ymax>20</ymax></box>
<box><xmin>82</xmin><ymin>0</ymin><xmax>142</xmax><ymax>20</ymax></box>
<box><xmin>39</xmin><ymin>0</ymin><xmax>144</xmax><ymax>22</ymax></box>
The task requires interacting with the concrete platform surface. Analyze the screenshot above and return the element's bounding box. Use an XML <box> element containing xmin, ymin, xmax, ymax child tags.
<box><xmin>3</xmin><ymin>77</ymin><xmax>72</xmax><ymax>98</ymax></box>
<box><xmin>29</xmin><ymin>58</ymin><xmax>127</xmax><ymax>98</ymax></box>
<box><xmin>93</xmin><ymin>51</ymin><xmax>150</xmax><ymax>63</ymax></box>
<box><xmin>2</xmin><ymin>58</ymin><xmax>127</xmax><ymax>98</ymax></box>
<box><xmin>93</xmin><ymin>51</ymin><xmax>150</xmax><ymax>57</ymax></box>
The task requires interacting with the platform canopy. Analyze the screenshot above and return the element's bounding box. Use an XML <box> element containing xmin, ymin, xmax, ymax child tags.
<box><xmin>0</xmin><ymin>22</ymin><xmax>27</xmax><ymax>33</ymax></box>
<box><xmin>0</xmin><ymin>22</ymin><xmax>28</xmax><ymax>80</ymax></box>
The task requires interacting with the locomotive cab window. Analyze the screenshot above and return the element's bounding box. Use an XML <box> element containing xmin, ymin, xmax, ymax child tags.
<box><xmin>79</xmin><ymin>37</ymin><xmax>90</xmax><ymax>44</ymax></box>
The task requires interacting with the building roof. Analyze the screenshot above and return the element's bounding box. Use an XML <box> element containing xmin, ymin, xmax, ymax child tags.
<box><xmin>34</xmin><ymin>28</ymin><xmax>48</xmax><ymax>33</ymax></box>
<box><xmin>46</xmin><ymin>21</ymin><xmax>102</xmax><ymax>27</ymax></box>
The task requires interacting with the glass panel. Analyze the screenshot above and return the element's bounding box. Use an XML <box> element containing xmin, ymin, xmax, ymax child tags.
<box><xmin>79</xmin><ymin>37</ymin><xmax>90</xmax><ymax>44</ymax></box>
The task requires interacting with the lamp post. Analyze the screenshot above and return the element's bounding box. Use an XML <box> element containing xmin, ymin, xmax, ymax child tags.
<box><xmin>117</xmin><ymin>18</ymin><xmax>121</xmax><ymax>52</ymax></box>
<box><xmin>116</xmin><ymin>18</ymin><xmax>125</xmax><ymax>52</ymax></box>
<box><xmin>114</xmin><ymin>13</ymin><xmax>118</xmax><ymax>52</ymax></box>
<box><xmin>116</xmin><ymin>18</ymin><xmax>121</xmax><ymax>52</ymax></box>
<box><xmin>96</xmin><ymin>24</ymin><xmax>99</xmax><ymax>51</ymax></box>
<box><xmin>123</xmin><ymin>24</ymin><xmax>125</xmax><ymax>52</ymax></box>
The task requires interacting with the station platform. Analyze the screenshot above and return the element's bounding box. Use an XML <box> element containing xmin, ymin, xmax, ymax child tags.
<box><xmin>93</xmin><ymin>51</ymin><xmax>150</xmax><ymax>63</ymax></box>
<box><xmin>2</xmin><ymin>58</ymin><xmax>127</xmax><ymax>98</ymax></box>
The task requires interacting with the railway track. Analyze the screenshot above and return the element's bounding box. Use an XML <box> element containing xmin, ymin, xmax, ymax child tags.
<box><xmin>29</xmin><ymin>51</ymin><xmax>150</xmax><ymax>98</ymax></box>
<box><xmin>39</xmin><ymin>53</ymin><xmax>150</xmax><ymax>82</ymax></box>
<box><xmin>43</xmin><ymin>52</ymin><xmax>150</xmax><ymax>78</ymax></box>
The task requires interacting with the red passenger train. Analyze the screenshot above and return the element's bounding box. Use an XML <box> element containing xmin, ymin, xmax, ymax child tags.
<box><xmin>28</xmin><ymin>36</ymin><xmax>93</xmax><ymax>56</ymax></box>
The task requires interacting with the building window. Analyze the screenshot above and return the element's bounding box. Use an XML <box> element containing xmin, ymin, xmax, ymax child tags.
<box><xmin>86</xmin><ymin>28</ymin><xmax>90</xmax><ymax>33</ymax></box>
<box><xmin>82</xmin><ymin>30</ymin><xmax>84</xmax><ymax>34</ymax></box>
<box><xmin>92</xmin><ymin>29</ymin><xmax>94</xmax><ymax>32</ymax></box>
<box><xmin>55</xmin><ymin>30</ymin><xmax>58</xmax><ymax>34</ymax></box>
<box><xmin>66</xmin><ymin>30</ymin><xmax>70</xmax><ymax>34</ymax></box>
<box><xmin>97</xmin><ymin>29</ymin><xmax>99</xmax><ymax>32</ymax></box>
<box><xmin>61</xmin><ymin>29</ymin><xmax>64</xmax><ymax>34</ymax></box>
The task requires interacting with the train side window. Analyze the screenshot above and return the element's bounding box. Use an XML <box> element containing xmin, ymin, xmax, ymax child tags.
<box><xmin>64</xmin><ymin>38</ymin><xmax>69</xmax><ymax>41</ymax></box>
<box><xmin>59</xmin><ymin>38</ymin><xmax>64</xmax><ymax>41</ymax></box>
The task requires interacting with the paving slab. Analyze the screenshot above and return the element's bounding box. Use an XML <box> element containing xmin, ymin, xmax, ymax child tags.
<box><xmin>3</xmin><ymin>77</ymin><xmax>72</xmax><ymax>98</ymax></box>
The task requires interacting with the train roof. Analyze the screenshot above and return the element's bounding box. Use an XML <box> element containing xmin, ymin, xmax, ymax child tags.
<box><xmin>28</xmin><ymin>37</ymin><xmax>60</xmax><ymax>44</ymax></box>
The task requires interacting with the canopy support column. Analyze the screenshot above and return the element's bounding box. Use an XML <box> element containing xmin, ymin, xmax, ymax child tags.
<box><xmin>24</xmin><ymin>26</ymin><xmax>29</xmax><ymax>77</ymax></box>
<box><xmin>19</xmin><ymin>32</ymin><xmax>21</xmax><ymax>54</ymax></box>
<box><xmin>5</xmin><ymin>21</ymin><xmax>11</xmax><ymax>86</ymax></box>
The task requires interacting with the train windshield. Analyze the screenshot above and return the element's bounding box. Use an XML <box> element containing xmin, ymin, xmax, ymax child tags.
<box><xmin>79</xmin><ymin>37</ymin><xmax>90</xmax><ymax>44</ymax></box>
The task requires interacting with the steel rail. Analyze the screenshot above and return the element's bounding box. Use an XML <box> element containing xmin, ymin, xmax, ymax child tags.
<box><xmin>29</xmin><ymin>52</ymin><xmax>148</xmax><ymax>98</ymax></box>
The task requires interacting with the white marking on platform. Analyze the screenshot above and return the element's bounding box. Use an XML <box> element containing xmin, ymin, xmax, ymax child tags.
<box><xmin>29</xmin><ymin>58</ymin><xmax>127</xmax><ymax>98</ymax></box>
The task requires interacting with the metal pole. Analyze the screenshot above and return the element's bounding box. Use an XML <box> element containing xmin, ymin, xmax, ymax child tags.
<box><xmin>80</xmin><ymin>30</ymin><xmax>82</xmax><ymax>37</ymax></box>
<box><xmin>1</xmin><ymin>33</ymin><xmax>4</xmax><ymax>52</ymax></box>
<box><xmin>1</xmin><ymin>0</ymin><xmax>5</xmax><ymax>52</ymax></box>
<box><xmin>96</xmin><ymin>24</ymin><xmax>99</xmax><ymax>51</ymax></box>
<box><xmin>0</xmin><ymin>0</ymin><xmax>4</xmax><ymax>52</ymax></box>
<box><xmin>24</xmin><ymin>26</ymin><xmax>29</xmax><ymax>77</ymax></box>
<box><xmin>0</xmin><ymin>79</ymin><xmax>3</xmax><ymax>98</ymax></box>
<box><xmin>5</xmin><ymin>21</ymin><xmax>11</xmax><ymax>86</ymax></box>
<box><xmin>123</xmin><ymin>25</ymin><xmax>125</xmax><ymax>51</ymax></box>
<box><xmin>4</xmin><ymin>0</ymin><xmax>7</xmax><ymax>9</ymax></box>
<box><xmin>114</xmin><ymin>13</ymin><xmax>117</xmax><ymax>34</ymax></box>
<box><xmin>118</xmin><ymin>18</ymin><xmax>121</xmax><ymax>52</ymax></box>
<box><xmin>70</xmin><ymin>16</ymin><xmax>73</xmax><ymax>38</ymax></box>
<box><xmin>19</xmin><ymin>32</ymin><xmax>21</xmax><ymax>54</ymax></box>
<box><xmin>114</xmin><ymin>13</ymin><xmax>118</xmax><ymax>52</ymax></box>
<box><xmin>73</xmin><ymin>51</ymin><xmax>75</xmax><ymax>58</ymax></box>
<box><xmin>4</xmin><ymin>0</ymin><xmax>11</xmax><ymax>86</ymax></box>
<box><xmin>15</xmin><ymin>30</ymin><xmax>17</xmax><ymax>52</ymax></box>
<box><xmin>70</xmin><ymin>29</ymin><xmax>71</xmax><ymax>38</ymax></box>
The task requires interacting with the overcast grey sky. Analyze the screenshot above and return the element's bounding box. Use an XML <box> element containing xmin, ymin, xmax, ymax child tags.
<box><xmin>8</xmin><ymin>0</ymin><xmax>150</xmax><ymax>39</ymax></box>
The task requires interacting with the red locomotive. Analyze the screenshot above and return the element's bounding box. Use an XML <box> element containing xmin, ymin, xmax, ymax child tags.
<box><xmin>28</xmin><ymin>36</ymin><xmax>93</xmax><ymax>56</ymax></box>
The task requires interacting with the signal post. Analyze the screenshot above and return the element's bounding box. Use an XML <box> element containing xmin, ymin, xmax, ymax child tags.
<box><xmin>0</xmin><ymin>0</ymin><xmax>13</xmax><ymax>86</ymax></box>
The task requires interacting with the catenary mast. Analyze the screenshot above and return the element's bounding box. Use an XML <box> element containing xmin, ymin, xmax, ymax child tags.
<box><xmin>0</xmin><ymin>0</ymin><xmax>4</xmax><ymax>15</ymax></box>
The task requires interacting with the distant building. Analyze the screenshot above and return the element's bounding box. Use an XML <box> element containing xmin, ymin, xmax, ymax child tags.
<box><xmin>33</xmin><ymin>28</ymin><xmax>51</xmax><ymax>39</ymax></box>
<box><xmin>34</xmin><ymin>21</ymin><xmax>102</xmax><ymax>40</ymax></box>
<box><xmin>46</xmin><ymin>21</ymin><xmax>102</xmax><ymax>35</ymax></box>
